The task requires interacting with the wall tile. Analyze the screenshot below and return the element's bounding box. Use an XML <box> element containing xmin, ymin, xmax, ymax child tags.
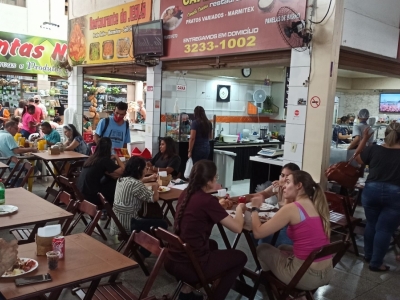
<box><xmin>283</xmin><ymin>141</ymin><xmax>303</xmax><ymax>163</ymax></box>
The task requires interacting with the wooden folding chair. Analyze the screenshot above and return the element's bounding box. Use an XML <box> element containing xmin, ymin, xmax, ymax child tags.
<box><xmin>3</xmin><ymin>158</ymin><xmax>25</xmax><ymax>188</ymax></box>
<box><xmin>261</xmin><ymin>240</ymin><xmax>351</xmax><ymax>300</ymax></box>
<box><xmin>13</xmin><ymin>162</ymin><xmax>34</xmax><ymax>188</ymax></box>
<box><xmin>65</xmin><ymin>200</ymin><xmax>102</xmax><ymax>236</ymax></box>
<box><xmin>97</xmin><ymin>193</ymin><xmax>130</xmax><ymax>251</ymax></box>
<box><xmin>72</xmin><ymin>230</ymin><xmax>168</xmax><ymax>300</ymax></box>
<box><xmin>153</xmin><ymin>227</ymin><xmax>229</xmax><ymax>300</ymax></box>
<box><xmin>326</xmin><ymin>191</ymin><xmax>362</xmax><ymax>256</ymax></box>
<box><xmin>0</xmin><ymin>156</ymin><xmax>20</xmax><ymax>179</ymax></box>
<box><xmin>65</xmin><ymin>160</ymin><xmax>85</xmax><ymax>183</ymax></box>
<box><xmin>10</xmin><ymin>191</ymin><xmax>77</xmax><ymax>244</ymax></box>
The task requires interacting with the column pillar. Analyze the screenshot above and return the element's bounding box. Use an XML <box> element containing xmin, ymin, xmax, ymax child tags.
<box><xmin>144</xmin><ymin>63</ymin><xmax>162</xmax><ymax>155</ymax></box>
<box><xmin>67</xmin><ymin>66</ymin><xmax>83</xmax><ymax>131</ymax></box>
<box><xmin>302</xmin><ymin>0</ymin><xmax>345</xmax><ymax>182</ymax></box>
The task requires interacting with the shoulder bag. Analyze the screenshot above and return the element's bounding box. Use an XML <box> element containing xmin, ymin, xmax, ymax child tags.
<box><xmin>325</xmin><ymin>152</ymin><xmax>362</xmax><ymax>189</ymax></box>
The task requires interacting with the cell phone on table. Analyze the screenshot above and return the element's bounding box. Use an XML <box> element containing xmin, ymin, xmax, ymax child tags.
<box><xmin>15</xmin><ymin>273</ymin><xmax>52</xmax><ymax>286</ymax></box>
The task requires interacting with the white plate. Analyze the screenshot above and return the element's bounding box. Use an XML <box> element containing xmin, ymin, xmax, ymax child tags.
<box><xmin>0</xmin><ymin>205</ymin><xmax>18</xmax><ymax>215</ymax></box>
<box><xmin>259</xmin><ymin>212</ymin><xmax>276</xmax><ymax>218</ymax></box>
<box><xmin>158</xmin><ymin>186</ymin><xmax>171</xmax><ymax>193</ymax></box>
<box><xmin>2</xmin><ymin>258</ymin><xmax>38</xmax><ymax>277</ymax></box>
<box><xmin>246</xmin><ymin>202</ymin><xmax>275</xmax><ymax>211</ymax></box>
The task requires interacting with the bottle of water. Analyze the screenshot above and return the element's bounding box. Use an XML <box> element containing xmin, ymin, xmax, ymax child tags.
<box><xmin>0</xmin><ymin>180</ymin><xmax>5</xmax><ymax>205</ymax></box>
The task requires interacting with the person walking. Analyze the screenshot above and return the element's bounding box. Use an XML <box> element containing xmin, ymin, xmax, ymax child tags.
<box><xmin>188</xmin><ymin>106</ymin><xmax>212</xmax><ymax>164</ymax></box>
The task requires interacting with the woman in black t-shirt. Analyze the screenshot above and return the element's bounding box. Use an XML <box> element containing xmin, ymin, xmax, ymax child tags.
<box><xmin>77</xmin><ymin>137</ymin><xmax>125</xmax><ymax>206</ymax></box>
<box><xmin>146</xmin><ymin>137</ymin><xmax>181</xmax><ymax>177</ymax></box>
<box><xmin>188</xmin><ymin>106</ymin><xmax>212</xmax><ymax>164</ymax></box>
<box><xmin>355</xmin><ymin>124</ymin><xmax>400</xmax><ymax>272</ymax></box>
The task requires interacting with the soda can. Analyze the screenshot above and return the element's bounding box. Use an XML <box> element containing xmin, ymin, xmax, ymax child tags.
<box><xmin>238</xmin><ymin>196</ymin><xmax>246</xmax><ymax>204</ymax></box>
<box><xmin>52</xmin><ymin>236</ymin><xmax>65</xmax><ymax>259</ymax></box>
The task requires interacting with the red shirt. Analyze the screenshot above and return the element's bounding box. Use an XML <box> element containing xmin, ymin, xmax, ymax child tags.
<box><xmin>169</xmin><ymin>189</ymin><xmax>228</xmax><ymax>263</ymax></box>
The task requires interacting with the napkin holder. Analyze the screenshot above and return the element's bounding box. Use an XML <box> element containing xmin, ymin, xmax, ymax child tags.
<box><xmin>48</xmin><ymin>146</ymin><xmax>61</xmax><ymax>155</ymax></box>
<box><xmin>36</xmin><ymin>225</ymin><xmax>62</xmax><ymax>256</ymax></box>
<box><xmin>158</xmin><ymin>174</ymin><xmax>172</xmax><ymax>186</ymax></box>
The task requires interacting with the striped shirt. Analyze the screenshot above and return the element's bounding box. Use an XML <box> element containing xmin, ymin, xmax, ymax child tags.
<box><xmin>110</xmin><ymin>177</ymin><xmax>154</xmax><ymax>236</ymax></box>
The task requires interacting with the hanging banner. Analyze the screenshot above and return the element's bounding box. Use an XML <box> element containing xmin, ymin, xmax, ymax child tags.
<box><xmin>68</xmin><ymin>0</ymin><xmax>152</xmax><ymax>66</ymax></box>
<box><xmin>0</xmin><ymin>32</ymin><xmax>67</xmax><ymax>75</ymax></box>
<box><xmin>160</xmin><ymin>0</ymin><xmax>306</xmax><ymax>60</ymax></box>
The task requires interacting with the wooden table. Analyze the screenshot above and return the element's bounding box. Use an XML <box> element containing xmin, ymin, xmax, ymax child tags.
<box><xmin>0</xmin><ymin>188</ymin><xmax>73</xmax><ymax>243</ymax></box>
<box><xmin>32</xmin><ymin>152</ymin><xmax>88</xmax><ymax>199</ymax></box>
<box><xmin>0</xmin><ymin>162</ymin><xmax>8</xmax><ymax>169</ymax></box>
<box><xmin>0</xmin><ymin>233</ymin><xmax>138</xmax><ymax>300</ymax></box>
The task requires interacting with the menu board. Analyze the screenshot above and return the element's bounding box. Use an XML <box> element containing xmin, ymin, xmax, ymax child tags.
<box><xmin>0</xmin><ymin>31</ymin><xmax>67</xmax><ymax>75</ymax></box>
<box><xmin>68</xmin><ymin>0</ymin><xmax>152</xmax><ymax>66</ymax></box>
<box><xmin>160</xmin><ymin>0</ymin><xmax>306</xmax><ymax>60</ymax></box>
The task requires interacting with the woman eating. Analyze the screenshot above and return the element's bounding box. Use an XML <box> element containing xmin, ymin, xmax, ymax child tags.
<box><xmin>21</xmin><ymin>104</ymin><xmax>38</xmax><ymax>139</ymax></box>
<box><xmin>63</xmin><ymin>124</ymin><xmax>88</xmax><ymax>154</ymax></box>
<box><xmin>82</xmin><ymin>115</ymin><xmax>92</xmax><ymax>132</ymax></box>
<box><xmin>111</xmin><ymin>156</ymin><xmax>167</xmax><ymax>259</ymax></box>
<box><xmin>250</xmin><ymin>162</ymin><xmax>300</xmax><ymax>246</ymax></box>
<box><xmin>77</xmin><ymin>137</ymin><xmax>124</xmax><ymax>206</ymax></box>
<box><xmin>251</xmin><ymin>170</ymin><xmax>332</xmax><ymax>290</ymax></box>
<box><xmin>188</xmin><ymin>106</ymin><xmax>212</xmax><ymax>163</ymax></box>
<box><xmin>355</xmin><ymin>124</ymin><xmax>400</xmax><ymax>271</ymax></box>
<box><xmin>164</xmin><ymin>160</ymin><xmax>247</xmax><ymax>300</ymax></box>
<box><xmin>146</xmin><ymin>137</ymin><xmax>181</xmax><ymax>177</ymax></box>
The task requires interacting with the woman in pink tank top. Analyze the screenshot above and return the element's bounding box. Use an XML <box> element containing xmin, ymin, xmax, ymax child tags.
<box><xmin>250</xmin><ymin>170</ymin><xmax>333</xmax><ymax>291</ymax></box>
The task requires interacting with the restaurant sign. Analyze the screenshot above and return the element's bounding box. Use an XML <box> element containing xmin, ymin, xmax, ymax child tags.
<box><xmin>0</xmin><ymin>31</ymin><xmax>67</xmax><ymax>75</ymax></box>
<box><xmin>68</xmin><ymin>0</ymin><xmax>152</xmax><ymax>66</ymax></box>
<box><xmin>160</xmin><ymin>0</ymin><xmax>306</xmax><ymax>60</ymax></box>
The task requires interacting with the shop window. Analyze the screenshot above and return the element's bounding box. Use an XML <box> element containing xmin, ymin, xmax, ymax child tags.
<box><xmin>0</xmin><ymin>0</ymin><xmax>26</xmax><ymax>7</ymax></box>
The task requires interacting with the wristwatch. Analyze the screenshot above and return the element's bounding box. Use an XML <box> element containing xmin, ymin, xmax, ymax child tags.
<box><xmin>251</xmin><ymin>207</ymin><xmax>260</xmax><ymax>213</ymax></box>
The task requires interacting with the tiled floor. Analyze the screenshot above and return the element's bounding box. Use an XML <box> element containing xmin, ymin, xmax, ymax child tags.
<box><xmin>1</xmin><ymin>179</ymin><xmax>400</xmax><ymax>300</ymax></box>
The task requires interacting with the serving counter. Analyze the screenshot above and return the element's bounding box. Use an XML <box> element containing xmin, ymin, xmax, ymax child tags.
<box><xmin>249</xmin><ymin>156</ymin><xmax>283</xmax><ymax>194</ymax></box>
<box><xmin>214</xmin><ymin>140</ymin><xmax>282</xmax><ymax>181</ymax></box>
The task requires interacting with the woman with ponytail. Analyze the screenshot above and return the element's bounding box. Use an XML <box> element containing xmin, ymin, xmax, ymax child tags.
<box><xmin>354</xmin><ymin>123</ymin><xmax>400</xmax><ymax>271</ymax></box>
<box><xmin>251</xmin><ymin>170</ymin><xmax>332</xmax><ymax>290</ymax></box>
<box><xmin>164</xmin><ymin>160</ymin><xmax>247</xmax><ymax>300</ymax></box>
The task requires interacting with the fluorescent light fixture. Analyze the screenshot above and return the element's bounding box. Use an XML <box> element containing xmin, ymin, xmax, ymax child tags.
<box><xmin>218</xmin><ymin>76</ymin><xmax>239</xmax><ymax>79</ymax></box>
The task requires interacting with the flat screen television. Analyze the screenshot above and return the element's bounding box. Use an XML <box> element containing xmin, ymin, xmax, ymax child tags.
<box><xmin>379</xmin><ymin>93</ymin><xmax>400</xmax><ymax>113</ymax></box>
<box><xmin>132</xmin><ymin>20</ymin><xmax>164</xmax><ymax>58</ymax></box>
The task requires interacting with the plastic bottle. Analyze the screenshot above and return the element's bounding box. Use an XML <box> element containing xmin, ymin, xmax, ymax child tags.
<box><xmin>0</xmin><ymin>180</ymin><xmax>5</xmax><ymax>205</ymax></box>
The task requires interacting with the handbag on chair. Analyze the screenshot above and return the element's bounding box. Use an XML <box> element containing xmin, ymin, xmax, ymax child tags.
<box><xmin>325</xmin><ymin>154</ymin><xmax>361</xmax><ymax>189</ymax></box>
<box><xmin>138</xmin><ymin>201</ymin><xmax>163</xmax><ymax>219</ymax></box>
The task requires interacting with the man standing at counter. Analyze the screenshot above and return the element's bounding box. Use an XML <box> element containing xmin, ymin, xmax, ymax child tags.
<box><xmin>348</xmin><ymin>109</ymin><xmax>374</xmax><ymax>150</ymax></box>
<box><xmin>94</xmin><ymin>102</ymin><xmax>131</xmax><ymax>149</ymax></box>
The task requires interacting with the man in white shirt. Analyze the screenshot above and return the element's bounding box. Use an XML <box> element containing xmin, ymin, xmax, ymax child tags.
<box><xmin>33</xmin><ymin>95</ymin><xmax>48</xmax><ymax>119</ymax></box>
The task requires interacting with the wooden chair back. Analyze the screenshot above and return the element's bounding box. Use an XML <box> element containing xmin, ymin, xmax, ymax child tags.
<box><xmin>56</xmin><ymin>191</ymin><xmax>78</xmax><ymax>234</ymax></box>
<box><xmin>58</xmin><ymin>175</ymin><xmax>85</xmax><ymax>201</ymax></box>
<box><xmin>153</xmin><ymin>227</ymin><xmax>215</xmax><ymax>298</ymax></box>
<box><xmin>325</xmin><ymin>191</ymin><xmax>353</xmax><ymax>228</ymax></box>
<box><xmin>68</xmin><ymin>200</ymin><xmax>101</xmax><ymax>236</ymax></box>
<box><xmin>10</xmin><ymin>162</ymin><xmax>34</xmax><ymax>188</ymax></box>
<box><xmin>0</xmin><ymin>156</ymin><xmax>18</xmax><ymax>178</ymax></box>
<box><xmin>263</xmin><ymin>240</ymin><xmax>350</xmax><ymax>299</ymax></box>
<box><xmin>97</xmin><ymin>193</ymin><xmax>130</xmax><ymax>251</ymax></box>
<box><xmin>66</xmin><ymin>160</ymin><xmax>85</xmax><ymax>182</ymax></box>
<box><xmin>3</xmin><ymin>157</ymin><xmax>22</xmax><ymax>186</ymax></box>
<box><xmin>123</xmin><ymin>230</ymin><xmax>168</xmax><ymax>299</ymax></box>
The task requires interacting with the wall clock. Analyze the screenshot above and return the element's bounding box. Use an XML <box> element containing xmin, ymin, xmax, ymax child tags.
<box><xmin>242</xmin><ymin>68</ymin><xmax>251</xmax><ymax>78</ymax></box>
<box><xmin>217</xmin><ymin>85</ymin><xmax>230</xmax><ymax>102</ymax></box>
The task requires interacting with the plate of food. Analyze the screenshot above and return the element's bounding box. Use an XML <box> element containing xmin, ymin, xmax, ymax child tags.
<box><xmin>2</xmin><ymin>258</ymin><xmax>38</xmax><ymax>277</ymax></box>
<box><xmin>246</xmin><ymin>202</ymin><xmax>275</xmax><ymax>211</ymax></box>
<box><xmin>117</xmin><ymin>38</ymin><xmax>130</xmax><ymax>58</ymax></box>
<box><xmin>0</xmin><ymin>205</ymin><xmax>18</xmax><ymax>215</ymax></box>
<box><xmin>158</xmin><ymin>186</ymin><xmax>171</xmax><ymax>193</ymax></box>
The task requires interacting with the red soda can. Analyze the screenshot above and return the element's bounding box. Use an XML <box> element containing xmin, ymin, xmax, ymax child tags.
<box><xmin>238</xmin><ymin>196</ymin><xmax>246</xmax><ymax>204</ymax></box>
<box><xmin>52</xmin><ymin>236</ymin><xmax>65</xmax><ymax>259</ymax></box>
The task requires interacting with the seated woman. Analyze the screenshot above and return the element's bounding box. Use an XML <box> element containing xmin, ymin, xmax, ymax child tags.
<box><xmin>164</xmin><ymin>160</ymin><xmax>247</xmax><ymax>300</ymax></box>
<box><xmin>250</xmin><ymin>162</ymin><xmax>300</xmax><ymax>246</ymax></box>
<box><xmin>20</xmin><ymin>104</ymin><xmax>38</xmax><ymax>139</ymax></box>
<box><xmin>77</xmin><ymin>137</ymin><xmax>125</xmax><ymax>207</ymax></box>
<box><xmin>110</xmin><ymin>156</ymin><xmax>167</xmax><ymax>259</ymax></box>
<box><xmin>146</xmin><ymin>136</ymin><xmax>181</xmax><ymax>177</ymax></box>
<box><xmin>63</xmin><ymin>124</ymin><xmax>88</xmax><ymax>154</ymax></box>
<box><xmin>251</xmin><ymin>170</ymin><xmax>332</xmax><ymax>291</ymax></box>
